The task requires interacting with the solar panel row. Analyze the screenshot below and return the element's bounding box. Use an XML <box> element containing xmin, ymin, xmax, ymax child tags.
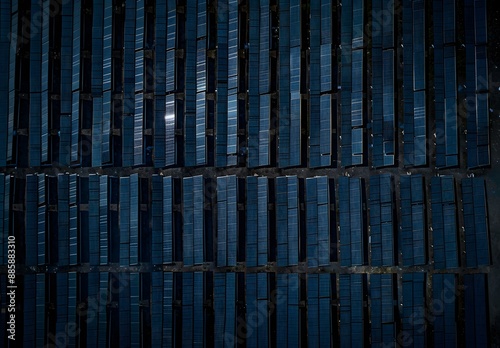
<box><xmin>183</xmin><ymin>175</ymin><xmax>206</xmax><ymax>266</ymax></box>
<box><xmin>339</xmin><ymin>177</ymin><xmax>365</xmax><ymax>266</ymax></box>
<box><xmin>215</xmin><ymin>273</ymin><xmax>237</xmax><ymax>347</ymax></box>
<box><xmin>0</xmin><ymin>1</ymin><xmax>9</xmax><ymax>166</ymax></box>
<box><xmin>183</xmin><ymin>272</ymin><xmax>205</xmax><ymax>346</ymax></box>
<box><xmin>246</xmin><ymin>273</ymin><xmax>269</xmax><ymax>347</ymax></box>
<box><xmin>35</xmin><ymin>273</ymin><xmax>44</xmax><ymax>346</ymax></box>
<box><xmin>279</xmin><ymin>0</ymin><xmax>301</xmax><ymax>168</ymax></box>
<box><xmin>372</xmin><ymin>0</ymin><xmax>396</xmax><ymax>168</ymax></box>
<box><xmin>0</xmin><ymin>174</ymin><xmax>8</xmax><ymax>265</ymax></box>
<box><xmin>462</xmin><ymin>178</ymin><xmax>490</xmax><ymax>267</ymax></box>
<box><xmin>276</xmin><ymin>176</ymin><xmax>300</xmax><ymax>266</ymax></box>
<box><xmin>70</xmin><ymin>0</ymin><xmax>81</xmax><ymax>164</ymax></box>
<box><xmin>433</xmin><ymin>274</ymin><xmax>457</xmax><ymax>346</ymax></box>
<box><xmin>247</xmin><ymin>0</ymin><xmax>260</xmax><ymax>168</ymax></box>
<box><xmin>246</xmin><ymin>176</ymin><xmax>269</xmax><ymax>267</ymax></box>
<box><xmin>465</xmin><ymin>0</ymin><xmax>490</xmax><ymax>168</ymax></box>
<box><xmin>5</xmin><ymin>0</ymin><xmax>15</xmax><ymax>163</ymax></box>
<box><xmin>403</xmin><ymin>0</ymin><xmax>427</xmax><ymax>167</ymax></box>
<box><xmin>370</xmin><ymin>274</ymin><xmax>396</xmax><ymax>347</ymax></box>
<box><xmin>306</xmin><ymin>176</ymin><xmax>331</xmax><ymax>267</ymax></box>
<box><xmin>431</xmin><ymin>176</ymin><xmax>458</xmax><ymax>269</ymax></box>
<box><xmin>216</xmin><ymin>0</ymin><xmax>229</xmax><ymax>168</ymax></box>
<box><xmin>151</xmin><ymin>175</ymin><xmax>174</xmax><ymax>265</ymax></box>
<box><xmin>400</xmin><ymin>175</ymin><xmax>426</xmax><ymax>266</ymax></box>
<box><xmin>307</xmin><ymin>273</ymin><xmax>331</xmax><ymax>347</ymax></box>
<box><xmin>310</xmin><ymin>0</ymin><xmax>333</xmax><ymax>168</ymax></box>
<box><xmin>434</xmin><ymin>0</ymin><xmax>459</xmax><ymax>168</ymax></box>
<box><xmin>6</xmin><ymin>173</ymin><xmax>491</xmax><ymax>271</ymax></box>
<box><xmin>217</xmin><ymin>175</ymin><xmax>238</xmax><ymax>267</ymax></box>
<box><xmin>277</xmin><ymin>273</ymin><xmax>300</xmax><ymax>347</ymax></box>
<box><xmin>341</xmin><ymin>0</ymin><xmax>365</xmax><ymax>167</ymax></box>
<box><xmin>402</xmin><ymin>273</ymin><xmax>426</xmax><ymax>346</ymax></box>
<box><xmin>464</xmin><ymin>273</ymin><xmax>489</xmax><ymax>347</ymax></box>
<box><xmin>340</xmin><ymin>274</ymin><xmax>366</xmax><ymax>347</ymax></box>
<box><xmin>369</xmin><ymin>174</ymin><xmax>395</xmax><ymax>266</ymax></box>
<box><xmin>12</xmin><ymin>268</ymin><xmax>493</xmax><ymax>346</ymax></box>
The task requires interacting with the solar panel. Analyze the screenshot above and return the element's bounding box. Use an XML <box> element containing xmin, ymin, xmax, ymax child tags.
<box><xmin>370</xmin><ymin>274</ymin><xmax>396</xmax><ymax>346</ymax></box>
<box><xmin>4</xmin><ymin>4</ymin><xmax>14</xmax><ymax>162</ymax></box>
<box><xmin>97</xmin><ymin>272</ymin><xmax>108</xmax><ymax>346</ymax></box>
<box><xmin>88</xmin><ymin>175</ymin><xmax>100</xmax><ymax>265</ymax></box>
<box><xmin>402</xmin><ymin>272</ymin><xmax>426</xmax><ymax>345</ymax></box>
<box><xmin>217</xmin><ymin>176</ymin><xmax>238</xmax><ymax>266</ymax></box>
<box><xmin>92</xmin><ymin>97</ymin><xmax>103</xmax><ymax>167</ymax></box>
<box><xmin>227</xmin><ymin>91</ymin><xmax>238</xmax><ymax>160</ymax></box>
<box><xmin>183</xmin><ymin>176</ymin><xmax>205</xmax><ymax>265</ymax></box>
<box><xmin>306</xmin><ymin>177</ymin><xmax>331</xmax><ymax>267</ymax></box>
<box><xmin>56</xmin><ymin>273</ymin><xmax>68</xmax><ymax>342</ymax></box>
<box><xmin>163</xmin><ymin>272</ymin><xmax>174</xmax><ymax>346</ymax></box>
<box><xmin>369</xmin><ymin>174</ymin><xmax>394</xmax><ymax>266</ymax></box>
<box><xmin>152</xmin><ymin>273</ymin><xmax>164</xmax><ymax>346</ymax></box>
<box><xmin>119</xmin><ymin>177</ymin><xmax>130</xmax><ymax>266</ymax></box>
<box><xmin>431</xmin><ymin>176</ymin><xmax>458</xmax><ymax>269</ymax></box>
<box><xmin>119</xmin><ymin>273</ymin><xmax>131</xmax><ymax>345</ymax></box>
<box><xmin>259</xmin><ymin>1</ymin><xmax>270</xmax><ymax>94</ymax></box>
<box><xmin>215</xmin><ymin>273</ymin><xmax>237</xmax><ymax>346</ymax></box>
<box><xmin>433</xmin><ymin>274</ymin><xmax>457</xmax><ymax>346</ymax></box>
<box><xmin>308</xmin><ymin>273</ymin><xmax>331</xmax><ymax>347</ymax></box>
<box><xmin>99</xmin><ymin>175</ymin><xmax>108</xmax><ymax>265</ymax></box>
<box><xmin>464</xmin><ymin>273</ymin><xmax>489</xmax><ymax>347</ymax></box>
<box><xmin>72</xmin><ymin>0</ymin><xmax>81</xmax><ymax>92</ymax></box>
<box><xmin>462</xmin><ymin>178</ymin><xmax>490</xmax><ymax>267</ymax></box>
<box><xmin>27</xmin><ymin>273</ymin><xmax>40</xmax><ymax>344</ymax></box>
<box><xmin>339</xmin><ymin>274</ymin><xmax>365</xmax><ymax>347</ymax></box>
<box><xmin>339</xmin><ymin>177</ymin><xmax>364</xmax><ymax>266</ymax></box>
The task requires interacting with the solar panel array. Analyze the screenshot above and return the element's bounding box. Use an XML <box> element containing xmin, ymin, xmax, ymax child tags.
<box><xmin>0</xmin><ymin>0</ymin><xmax>492</xmax><ymax>170</ymax></box>
<box><xmin>0</xmin><ymin>0</ymin><xmax>495</xmax><ymax>346</ymax></box>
